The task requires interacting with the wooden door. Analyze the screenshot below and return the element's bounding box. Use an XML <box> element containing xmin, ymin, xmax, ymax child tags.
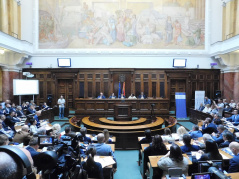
<box><xmin>57</xmin><ymin>79</ymin><xmax>73</xmax><ymax>109</ymax></box>
<box><xmin>170</xmin><ymin>79</ymin><xmax>186</xmax><ymax>111</ymax></box>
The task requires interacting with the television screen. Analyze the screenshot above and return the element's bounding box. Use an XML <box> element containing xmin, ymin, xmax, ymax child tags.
<box><xmin>13</xmin><ymin>79</ymin><xmax>39</xmax><ymax>95</ymax></box>
<box><xmin>191</xmin><ymin>173</ymin><xmax>211</xmax><ymax>179</ymax></box>
<box><xmin>38</xmin><ymin>135</ymin><xmax>54</xmax><ymax>146</ymax></box>
<box><xmin>58</xmin><ymin>58</ymin><xmax>71</xmax><ymax>67</ymax></box>
<box><xmin>173</xmin><ymin>59</ymin><xmax>187</xmax><ymax>67</ymax></box>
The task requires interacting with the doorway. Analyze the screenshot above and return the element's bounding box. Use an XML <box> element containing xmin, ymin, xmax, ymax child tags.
<box><xmin>57</xmin><ymin>79</ymin><xmax>74</xmax><ymax>109</ymax></box>
<box><xmin>170</xmin><ymin>79</ymin><xmax>186</xmax><ymax>111</ymax></box>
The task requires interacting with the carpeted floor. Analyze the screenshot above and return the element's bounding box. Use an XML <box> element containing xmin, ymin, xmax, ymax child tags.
<box><xmin>114</xmin><ymin>150</ymin><xmax>141</xmax><ymax>179</ymax></box>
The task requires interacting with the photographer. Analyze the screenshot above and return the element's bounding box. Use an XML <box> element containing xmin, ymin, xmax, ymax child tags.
<box><xmin>26</xmin><ymin>137</ymin><xmax>40</xmax><ymax>166</ymax></box>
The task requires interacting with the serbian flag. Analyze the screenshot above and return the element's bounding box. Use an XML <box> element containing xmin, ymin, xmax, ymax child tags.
<box><xmin>122</xmin><ymin>82</ymin><xmax>125</xmax><ymax>97</ymax></box>
<box><xmin>118</xmin><ymin>81</ymin><xmax>121</xmax><ymax>98</ymax></box>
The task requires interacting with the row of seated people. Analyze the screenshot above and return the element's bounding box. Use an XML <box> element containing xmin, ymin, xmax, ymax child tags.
<box><xmin>138</xmin><ymin>124</ymin><xmax>239</xmax><ymax>178</ymax></box>
<box><xmin>200</xmin><ymin>97</ymin><xmax>239</xmax><ymax>117</ymax></box>
<box><xmin>97</xmin><ymin>92</ymin><xmax>147</xmax><ymax>99</ymax></box>
<box><xmin>0</xmin><ymin>100</ymin><xmax>50</xmax><ymax>117</ymax></box>
<box><xmin>0</xmin><ymin>124</ymin><xmax>116</xmax><ymax>179</ymax></box>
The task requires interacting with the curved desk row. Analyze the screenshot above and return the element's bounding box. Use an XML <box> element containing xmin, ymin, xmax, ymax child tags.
<box><xmin>99</xmin><ymin>117</ymin><xmax>147</xmax><ymax>126</ymax></box>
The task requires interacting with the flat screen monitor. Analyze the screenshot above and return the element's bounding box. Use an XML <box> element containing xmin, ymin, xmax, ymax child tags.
<box><xmin>38</xmin><ymin>135</ymin><xmax>54</xmax><ymax>146</ymax></box>
<box><xmin>13</xmin><ymin>79</ymin><xmax>39</xmax><ymax>95</ymax></box>
<box><xmin>191</xmin><ymin>173</ymin><xmax>211</xmax><ymax>179</ymax></box>
<box><xmin>173</xmin><ymin>59</ymin><xmax>187</xmax><ymax>67</ymax></box>
<box><xmin>58</xmin><ymin>58</ymin><xmax>71</xmax><ymax>67</ymax></box>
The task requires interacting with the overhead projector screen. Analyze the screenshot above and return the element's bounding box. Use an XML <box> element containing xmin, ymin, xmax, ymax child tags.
<box><xmin>13</xmin><ymin>79</ymin><xmax>39</xmax><ymax>95</ymax></box>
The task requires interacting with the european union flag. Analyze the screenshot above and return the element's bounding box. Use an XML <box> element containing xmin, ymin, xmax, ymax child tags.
<box><xmin>118</xmin><ymin>81</ymin><xmax>121</xmax><ymax>98</ymax></box>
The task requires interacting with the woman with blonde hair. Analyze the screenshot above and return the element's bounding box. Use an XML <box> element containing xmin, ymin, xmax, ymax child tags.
<box><xmin>52</xmin><ymin>123</ymin><xmax>61</xmax><ymax>139</ymax></box>
<box><xmin>177</xmin><ymin>126</ymin><xmax>187</xmax><ymax>140</ymax></box>
<box><xmin>103</xmin><ymin>129</ymin><xmax>112</xmax><ymax>144</ymax></box>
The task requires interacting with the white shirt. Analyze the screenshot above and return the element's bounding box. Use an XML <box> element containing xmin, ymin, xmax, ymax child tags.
<box><xmin>30</xmin><ymin>125</ymin><xmax>38</xmax><ymax>135</ymax></box>
<box><xmin>58</xmin><ymin>98</ymin><xmax>65</xmax><ymax>108</ymax></box>
<box><xmin>229</xmin><ymin>103</ymin><xmax>236</xmax><ymax>108</ymax></box>
<box><xmin>203</xmin><ymin>107</ymin><xmax>211</xmax><ymax>113</ymax></box>
<box><xmin>128</xmin><ymin>96</ymin><xmax>136</xmax><ymax>99</ymax></box>
<box><xmin>217</xmin><ymin>103</ymin><xmax>224</xmax><ymax>117</ymax></box>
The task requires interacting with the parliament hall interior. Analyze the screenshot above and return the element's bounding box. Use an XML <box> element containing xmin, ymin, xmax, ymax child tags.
<box><xmin>1</xmin><ymin>0</ymin><xmax>239</xmax><ymax>179</ymax></box>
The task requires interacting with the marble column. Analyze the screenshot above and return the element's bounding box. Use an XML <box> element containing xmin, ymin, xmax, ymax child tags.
<box><xmin>222</xmin><ymin>72</ymin><xmax>235</xmax><ymax>100</ymax></box>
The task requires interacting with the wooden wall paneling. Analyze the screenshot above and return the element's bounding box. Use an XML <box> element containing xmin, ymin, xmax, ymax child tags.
<box><xmin>95</xmin><ymin>82</ymin><xmax>100</xmax><ymax>97</ymax></box>
<box><xmin>88</xmin><ymin>82</ymin><xmax>93</xmax><ymax>97</ymax></box>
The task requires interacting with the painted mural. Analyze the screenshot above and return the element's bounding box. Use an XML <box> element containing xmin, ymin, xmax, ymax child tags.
<box><xmin>39</xmin><ymin>0</ymin><xmax>205</xmax><ymax>49</ymax></box>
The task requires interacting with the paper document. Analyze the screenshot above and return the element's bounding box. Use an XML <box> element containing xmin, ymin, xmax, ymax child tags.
<box><xmin>94</xmin><ymin>156</ymin><xmax>116</xmax><ymax>168</ymax></box>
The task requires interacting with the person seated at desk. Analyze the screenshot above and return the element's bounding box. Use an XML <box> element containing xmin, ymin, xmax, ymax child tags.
<box><xmin>188</xmin><ymin>125</ymin><xmax>203</xmax><ymax>139</ymax></box>
<box><xmin>21</xmin><ymin>102</ymin><xmax>28</xmax><ymax>110</ymax></box>
<box><xmin>162</xmin><ymin>128</ymin><xmax>175</xmax><ymax>143</ymax></box>
<box><xmin>210</xmin><ymin>105</ymin><xmax>218</xmax><ymax>115</ymax></box>
<box><xmin>0</xmin><ymin>120</ymin><xmax>13</xmax><ymax>140</ymax></box>
<box><xmin>97</xmin><ymin>92</ymin><xmax>106</xmax><ymax>99</ymax></box>
<box><xmin>197</xmin><ymin>139</ymin><xmax>223</xmax><ymax>161</ymax></box>
<box><xmin>16</xmin><ymin>106</ymin><xmax>25</xmax><ymax>118</ymax></box>
<box><xmin>109</xmin><ymin>93</ymin><xmax>116</xmax><ymax>99</ymax></box>
<box><xmin>128</xmin><ymin>93</ymin><xmax>136</xmax><ymax>99</ymax></box>
<box><xmin>144</xmin><ymin>135</ymin><xmax>167</xmax><ymax>178</ymax></box>
<box><xmin>224</xmin><ymin>104</ymin><xmax>233</xmax><ymax>113</ymax></box>
<box><xmin>139</xmin><ymin>129</ymin><xmax>152</xmax><ymax>146</ymax></box>
<box><xmin>202</xmin><ymin>104</ymin><xmax>211</xmax><ymax>113</ymax></box>
<box><xmin>202</xmin><ymin>117</ymin><xmax>217</xmax><ymax>134</ymax></box>
<box><xmin>63</xmin><ymin>126</ymin><xmax>76</xmax><ymax>138</ymax></box>
<box><xmin>13</xmin><ymin>125</ymin><xmax>32</xmax><ymax>145</ymax></box>
<box><xmin>198</xmin><ymin>103</ymin><xmax>205</xmax><ymax>112</ymax></box>
<box><xmin>82</xmin><ymin>145</ymin><xmax>104</xmax><ymax>179</ymax></box>
<box><xmin>27</xmin><ymin>104</ymin><xmax>36</xmax><ymax>114</ymax></box>
<box><xmin>80</xmin><ymin>127</ymin><xmax>91</xmax><ymax>144</ymax></box>
<box><xmin>34</xmin><ymin>111</ymin><xmax>41</xmax><ymax>128</ymax></box>
<box><xmin>10</xmin><ymin>103</ymin><xmax>16</xmax><ymax>112</ymax></box>
<box><xmin>0</xmin><ymin>104</ymin><xmax>6</xmax><ymax>116</ymax></box>
<box><xmin>103</xmin><ymin>129</ymin><xmax>112</xmax><ymax>144</ymax></box>
<box><xmin>138</xmin><ymin>92</ymin><xmax>146</xmax><ymax>99</ymax></box>
<box><xmin>224</xmin><ymin>109</ymin><xmax>239</xmax><ymax>126</ymax></box>
<box><xmin>120</xmin><ymin>93</ymin><xmax>125</xmax><ymax>99</ymax></box>
<box><xmin>42</xmin><ymin>102</ymin><xmax>49</xmax><ymax>110</ymax></box>
<box><xmin>4</xmin><ymin>104</ymin><xmax>11</xmax><ymax>116</ymax></box>
<box><xmin>26</xmin><ymin>137</ymin><xmax>41</xmax><ymax>166</ymax></box>
<box><xmin>212</xmin><ymin>124</ymin><xmax>227</xmax><ymax>145</ymax></box>
<box><xmin>157</xmin><ymin>143</ymin><xmax>189</xmax><ymax>177</ymax></box>
<box><xmin>0</xmin><ymin>134</ymin><xmax>10</xmax><ymax>147</ymax></box>
<box><xmin>29</xmin><ymin>118</ymin><xmax>39</xmax><ymax>135</ymax></box>
<box><xmin>219</xmin><ymin>131</ymin><xmax>234</xmax><ymax>148</ymax></box>
<box><xmin>94</xmin><ymin>133</ymin><xmax>117</xmax><ymax>167</ymax></box>
<box><xmin>204</xmin><ymin>96</ymin><xmax>211</xmax><ymax>105</ymax></box>
<box><xmin>229</xmin><ymin>100</ymin><xmax>237</xmax><ymax>109</ymax></box>
<box><xmin>180</xmin><ymin>134</ymin><xmax>200</xmax><ymax>154</ymax></box>
<box><xmin>5</xmin><ymin>111</ymin><xmax>21</xmax><ymax>132</ymax></box>
<box><xmin>0</xmin><ymin>115</ymin><xmax>10</xmax><ymax>132</ymax></box>
<box><xmin>177</xmin><ymin>126</ymin><xmax>188</xmax><ymax>140</ymax></box>
<box><xmin>228</xmin><ymin>142</ymin><xmax>239</xmax><ymax>173</ymax></box>
<box><xmin>212</xmin><ymin>114</ymin><xmax>222</xmax><ymax>126</ymax></box>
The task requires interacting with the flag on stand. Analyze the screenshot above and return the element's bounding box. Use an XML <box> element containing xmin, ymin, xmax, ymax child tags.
<box><xmin>118</xmin><ymin>81</ymin><xmax>121</xmax><ymax>98</ymax></box>
<box><xmin>122</xmin><ymin>82</ymin><xmax>125</xmax><ymax>97</ymax></box>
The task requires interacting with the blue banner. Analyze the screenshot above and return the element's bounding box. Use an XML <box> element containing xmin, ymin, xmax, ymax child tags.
<box><xmin>118</xmin><ymin>82</ymin><xmax>121</xmax><ymax>98</ymax></box>
<box><xmin>175</xmin><ymin>92</ymin><xmax>187</xmax><ymax>118</ymax></box>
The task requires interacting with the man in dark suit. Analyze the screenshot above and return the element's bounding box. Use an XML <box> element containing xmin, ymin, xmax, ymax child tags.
<box><xmin>27</xmin><ymin>104</ymin><xmax>36</xmax><ymax>114</ymax></box>
<box><xmin>16</xmin><ymin>106</ymin><xmax>25</xmax><ymax>118</ymax></box>
<box><xmin>219</xmin><ymin>132</ymin><xmax>233</xmax><ymax>148</ymax></box>
<box><xmin>63</xmin><ymin>126</ymin><xmax>76</xmax><ymax>138</ymax></box>
<box><xmin>97</xmin><ymin>92</ymin><xmax>106</xmax><ymax>99</ymax></box>
<box><xmin>180</xmin><ymin>134</ymin><xmax>200</xmax><ymax>153</ymax></box>
<box><xmin>26</xmin><ymin>137</ymin><xmax>40</xmax><ymax>165</ymax></box>
<box><xmin>34</xmin><ymin>111</ymin><xmax>41</xmax><ymax>128</ymax></box>
<box><xmin>109</xmin><ymin>93</ymin><xmax>116</xmax><ymax>99</ymax></box>
<box><xmin>80</xmin><ymin>127</ymin><xmax>91</xmax><ymax>144</ymax></box>
<box><xmin>0</xmin><ymin>115</ymin><xmax>9</xmax><ymax>131</ymax></box>
<box><xmin>5</xmin><ymin>111</ymin><xmax>21</xmax><ymax>132</ymax></box>
<box><xmin>188</xmin><ymin>125</ymin><xmax>203</xmax><ymax>139</ymax></box>
<box><xmin>198</xmin><ymin>103</ymin><xmax>205</xmax><ymax>112</ymax></box>
<box><xmin>202</xmin><ymin>117</ymin><xmax>217</xmax><ymax>134</ymax></box>
<box><xmin>228</xmin><ymin>142</ymin><xmax>239</xmax><ymax>173</ymax></box>
<box><xmin>138</xmin><ymin>92</ymin><xmax>146</xmax><ymax>99</ymax></box>
<box><xmin>212</xmin><ymin>125</ymin><xmax>227</xmax><ymax>145</ymax></box>
<box><xmin>4</xmin><ymin>104</ymin><xmax>11</xmax><ymax>116</ymax></box>
<box><xmin>225</xmin><ymin>110</ymin><xmax>239</xmax><ymax>125</ymax></box>
<box><xmin>0</xmin><ymin>104</ymin><xmax>5</xmax><ymax>115</ymax></box>
<box><xmin>13</xmin><ymin>125</ymin><xmax>32</xmax><ymax>145</ymax></box>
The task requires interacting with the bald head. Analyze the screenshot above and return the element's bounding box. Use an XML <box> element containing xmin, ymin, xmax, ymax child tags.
<box><xmin>21</xmin><ymin>125</ymin><xmax>29</xmax><ymax>132</ymax></box>
<box><xmin>229</xmin><ymin>142</ymin><xmax>239</xmax><ymax>155</ymax></box>
<box><xmin>97</xmin><ymin>133</ymin><xmax>105</xmax><ymax>143</ymax></box>
<box><xmin>0</xmin><ymin>152</ymin><xmax>24</xmax><ymax>179</ymax></box>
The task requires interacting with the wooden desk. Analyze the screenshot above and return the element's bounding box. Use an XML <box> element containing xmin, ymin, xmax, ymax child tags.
<box><xmin>75</xmin><ymin>98</ymin><xmax>169</xmax><ymax>116</ymax></box>
<box><xmin>148</xmin><ymin>154</ymin><xmax>192</xmax><ymax>179</ymax></box>
<box><xmin>100</xmin><ymin>117</ymin><xmax>146</xmax><ymax>125</ymax></box>
<box><xmin>188</xmin><ymin>108</ymin><xmax>212</xmax><ymax>124</ymax></box>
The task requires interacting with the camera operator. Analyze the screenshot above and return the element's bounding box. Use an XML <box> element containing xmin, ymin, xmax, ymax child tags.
<box><xmin>80</xmin><ymin>127</ymin><xmax>91</xmax><ymax>144</ymax></box>
<box><xmin>26</xmin><ymin>137</ymin><xmax>41</xmax><ymax>166</ymax></box>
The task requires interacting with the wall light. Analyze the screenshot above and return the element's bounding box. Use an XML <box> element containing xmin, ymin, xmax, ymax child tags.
<box><xmin>0</xmin><ymin>49</ymin><xmax>4</xmax><ymax>54</ymax></box>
